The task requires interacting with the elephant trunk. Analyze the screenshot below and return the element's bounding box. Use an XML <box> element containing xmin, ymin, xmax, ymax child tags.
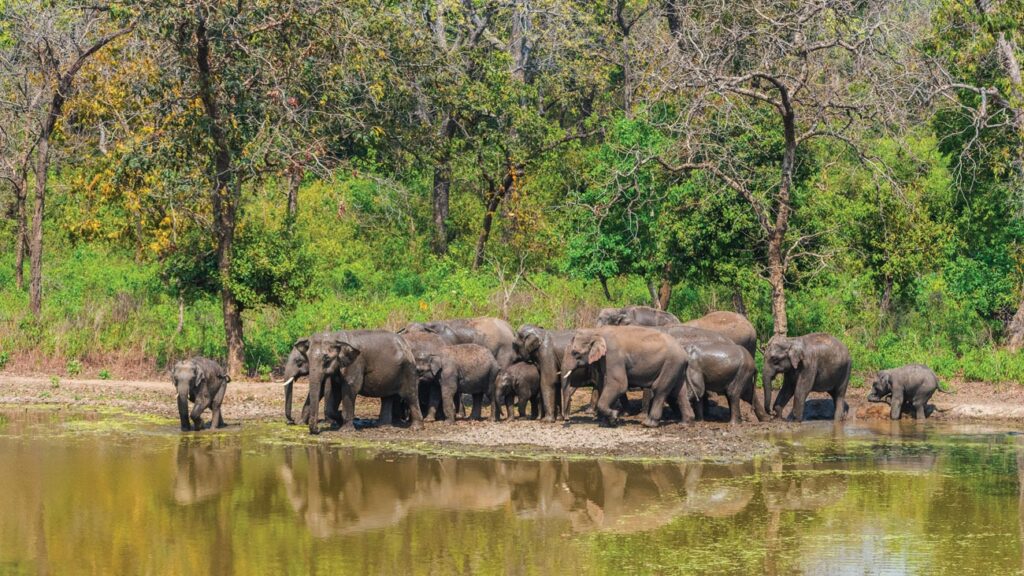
<box><xmin>175</xmin><ymin>381</ymin><xmax>191</xmax><ymax>431</ymax></box>
<box><xmin>307</xmin><ymin>367</ymin><xmax>326</xmax><ymax>435</ymax></box>
<box><xmin>560</xmin><ymin>370</ymin><xmax>574</xmax><ymax>419</ymax></box>
<box><xmin>762</xmin><ymin>364</ymin><xmax>777</xmax><ymax>416</ymax></box>
<box><xmin>283</xmin><ymin>376</ymin><xmax>296</xmax><ymax>424</ymax></box>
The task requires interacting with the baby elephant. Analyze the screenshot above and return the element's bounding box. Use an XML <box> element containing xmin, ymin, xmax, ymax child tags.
<box><xmin>172</xmin><ymin>357</ymin><xmax>230</xmax><ymax>431</ymax></box>
<box><xmin>494</xmin><ymin>362</ymin><xmax>542</xmax><ymax>421</ymax></box>
<box><xmin>415</xmin><ymin>344</ymin><xmax>499</xmax><ymax>424</ymax></box>
<box><xmin>867</xmin><ymin>364</ymin><xmax>941</xmax><ymax>420</ymax></box>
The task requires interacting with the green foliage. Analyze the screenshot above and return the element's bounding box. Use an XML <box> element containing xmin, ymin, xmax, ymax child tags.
<box><xmin>66</xmin><ymin>360</ymin><xmax>82</xmax><ymax>377</ymax></box>
<box><xmin>98</xmin><ymin>369</ymin><xmax>111</xmax><ymax>380</ymax></box>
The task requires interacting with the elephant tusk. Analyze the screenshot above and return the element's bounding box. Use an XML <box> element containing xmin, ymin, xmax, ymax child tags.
<box><xmin>283</xmin><ymin>377</ymin><xmax>295</xmax><ymax>388</ymax></box>
<box><xmin>564</xmin><ymin>368</ymin><xmax>573</xmax><ymax>379</ymax></box>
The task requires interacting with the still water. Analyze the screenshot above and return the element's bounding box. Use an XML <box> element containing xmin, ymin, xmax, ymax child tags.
<box><xmin>1</xmin><ymin>409</ymin><xmax>1023</xmax><ymax>575</ymax></box>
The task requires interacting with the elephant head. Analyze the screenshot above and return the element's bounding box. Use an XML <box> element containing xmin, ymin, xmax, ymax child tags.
<box><xmin>595</xmin><ymin>308</ymin><xmax>627</xmax><ymax>326</ymax></box>
<box><xmin>867</xmin><ymin>371</ymin><xmax>892</xmax><ymax>403</ymax></box>
<box><xmin>514</xmin><ymin>326</ymin><xmax>543</xmax><ymax>361</ymax></box>
<box><xmin>282</xmin><ymin>338</ymin><xmax>310</xmax><ymax>424</ymax></box>
<box><xmin>306</xmin><ymin>334</ymin><xmax>362</xmax><ymax>434</ymax></box>
<box><xmin>413</xmin><ymin>352</ymin><xmax>443</xmax><ymax>385</ymax></box>
<box><xmin>761</xmin><ymin>336</ymin><xmax>805</xmax><ymax>415</ymax></box>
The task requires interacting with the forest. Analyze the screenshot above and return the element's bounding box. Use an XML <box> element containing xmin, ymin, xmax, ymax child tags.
<box><xmin>1</xmin><ymin>0</ymin><xmax>1023</xmax><ymax>384</ymax></box>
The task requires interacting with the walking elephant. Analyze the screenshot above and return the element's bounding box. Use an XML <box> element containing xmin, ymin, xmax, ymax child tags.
<box><xmin>683</xmin><ymin>311</ymin><xmax>757</xmax><ymax>356</ymax></box>
<box><xmin>305</xmin><ymin>330</ymin><xmax>423</xmax><ymax>434</ymax></box>
<box><xmin>493</xmin><ymin>361</ymin><xmax>541</xmax><ymax>420</ymax></box>
<box><xmin>596</xmin><ymin>305</ymin><xmax>681</xmax><ymax>327</ymax></box>
<box><xmin>762</xmin><ymin>333</ymin><xmax>851</xmax><ymax>422</ymax></box>
<box><xmin>415</xmin><ymin>344</ymin><xmax>499</xmax><ymax>423</ymax></box>
<box><xmin>561</xmin><ymin>326</ymin><xmax>689</xmax><ymax>427</ymax></box>
<box><xmin>400</xmin><ymin>317</ymin><xmax>517</xmax><ymax>368</ymax></box>
<box><xmin>867</xmin><ymin>364</ymin><xmax>942</xmax><ymax>419</ymax></box>
<box><xmin>684</xmin><ymin>342</ymin><xmax>767</xmax><ymax>424</ymax></box>
<box><xmin>171</xmin><ymin>357</ymin><xmax>230</xmax><ymax>432</ymax></box>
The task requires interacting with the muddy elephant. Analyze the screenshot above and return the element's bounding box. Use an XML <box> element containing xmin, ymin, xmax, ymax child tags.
<box><xmin>596</xmin><ymin>305</ymin><xmax>681</xmax><ymax>327</ymax></box>
<box><xmin>762</xmin><ymin>333</ymin><xmax>851</xmax><ymax>422</ymax></box>
<box><xmin>400</xmin><ymin>317</ymin><xmax>517</xmax><ymax>368</ymax></box>
<box><xmin>494</xmin><ymin>361</ymin><xmax>541</xmax><ymax>420</ymax></box>
<box><xmin>515</xmin><ymin>324</ymin><xmax>574</xmax><ymax>421</ymax></box>
<box><xmin>305</xmin><ymin>330</ymin><xmax>423</xmax><ymax>434</ymax></box>
<box><xmin>171</xmin><ymin>357</ymin><xmax>230</xmax><ymax>432</ymax></box>
<box><xmin>415</xmin><ymin>344</ymin><xmax>499</xmax><ymax>423</ymax></box>
<box><xmin>684</xmin><ymin>342</ymin><xmax>767</xmax><ymax>424</ymax></box>
<box><xmin>562</xmin><ymin>326</ymin><xmax>689</xmax><ymax>427</ymax></box>
<box><xmin>683</xmin><ymin>311</ymin><xmax>757</xmax><ymax>356</ymax></box>
<box><xmin>867</xmin><ymin>364</ymin><xmax>942</xmax><ymax>420</ymax></box>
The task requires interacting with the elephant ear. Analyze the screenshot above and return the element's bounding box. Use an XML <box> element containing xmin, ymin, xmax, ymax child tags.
<box><xmin>333</xmin><ymin>339</ymin><xmax>361</xmax><ymax>367</ymax></box>
<box><xmin>194</xmin><ymin>363</ymin><xmax>207</xmax><ymax>391</ymax></box>
<box><xmin>587</xmin><ymin>336</ymin><xmax>608</xmax><ymax>364</ymax></box>
<box><xmin>429</xmin><ymin>355</ymin><xmax>444</xmax><ymax>379</ymax></box>
<box><xmin>787</xmin><ymin>341</ymin><xmax>804</xmax><ymax>369</ymax></box>
<box><xmin>293</xmin><ymin>338</ymin><xmax>310</xmax><ymax>355</ymax></box>
<box><xmin>880</xmin><ymin>372</ymin><xmax>891</xmax><ymax>390</ymax></box>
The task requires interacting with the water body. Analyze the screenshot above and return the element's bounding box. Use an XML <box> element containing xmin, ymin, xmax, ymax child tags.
<box><xmin>0</xmin><ymin>408</ymin><xmax>1022</xmax><ymax>575</ymax></box>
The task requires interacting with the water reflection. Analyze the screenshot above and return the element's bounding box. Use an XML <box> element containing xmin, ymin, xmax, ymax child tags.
<box><xmin>2</xmin><ymin>411</ymin><xmax>1024</xmax><ymax>575</ymax></box>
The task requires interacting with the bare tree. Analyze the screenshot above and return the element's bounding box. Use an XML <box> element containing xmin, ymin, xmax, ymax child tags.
<box><xmin>656</xmin><ymin>0</ymin><xmax>911</xmax><ymax>336</ymax></box>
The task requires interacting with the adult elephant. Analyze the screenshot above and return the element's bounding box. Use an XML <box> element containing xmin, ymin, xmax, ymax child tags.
<box><xmin>596</xmin><ymin>305</ymin><xmax>681</xmax><ymax>327</ymax></box>
<box><xmin>762</xmin><ymin>333</ymin><xmax>851</xmax><ymax>422</ymax></box>
<box><xmin>305</xmin><ymin>330</ymin><xmax>423</xmax><ymax>434</ymax></box>
<box><xmin>400</xmin><ymin>330</ymin><xmax>450</xmax><ymax>419</ymax></box>
<box><xmin>401</xmin><ymin>317</ymin><xmax>517</xmax><ymax>368</ymax></box>
<box><xmin>684</xmin><ymin>342</ymin><xmax>768</xmax><ymax>424</ymax></box>
<box><xmin>561</xmin><ymin>326</ymin><xmax>688</xmax><ymax>427</ymax></box>
<box><xmin>683</xmin><ymin>311</ymin><xmax>757</xmax><ymax>356</ymax></box>
<box><xmin>514</xmin><ymin>324</ymin><xmax>575</xmax><ymax>421</ymax></box>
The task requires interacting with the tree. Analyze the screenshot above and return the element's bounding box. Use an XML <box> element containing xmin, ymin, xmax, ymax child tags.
<box><xmin>657</xmin><ymin>0</ymin><xmax>911</xmax><ymax>336</ymax></box>
<box><xmin>0</xmin><ymin>1</ymin><xmax>132</xmax><ymax>314</ymax></box>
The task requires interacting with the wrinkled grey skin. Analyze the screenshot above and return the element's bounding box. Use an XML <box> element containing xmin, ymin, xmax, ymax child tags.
<box><xmin>762</xmin><ymin>333</ymin><xmax>851</xmax><ymax>422</ymax></box>
<box><xmin>171</xmin><ymin>357</ymin><xmax>230</xmax><ymax>431</ymax></box>
<box><xmin>682</xmin><ymin>311</ymin><xmax>757</xmax><ymax>356</ymax></box>
<box><xmin>306</xmin><ymin>330</ymin><xmax>423</xmax><ymax>434</ymax></box>
<box><xmin>561</xmin><ymin>326</ymin><xmax>689</xmax><ymax>427</ymax></box>
<box><xmin>400</xmin><ymin>317</ymin><xmax>517</xmax><ymax>368</ymax></box>
<box><xmin>640</xmin><ymin>325</ymin><xmax>733</xmax><ymax>417</ymax></box>
<box><xmin>514</xmin><ymin>324</ymin><xmax>567</xmax><ymax>421</ymax></box>
<box><xmin>494</xmin><ymin>362</ymin><xmax>541</xmax><ymax>420</ymax></box>
<box><xmin>415</xmin><ymin>344</ymin><xmax>499</xmax><ymax>424</ymax></box>
<box><xmin>596</xmin><ymin>306</ymin><xmax>681</xmax><ymax>327</ymax></box>
<box><xmin>867</xmin><ymin>364</ymin><xmax>941</xmax><ymax>420</ymax></box>
<box><xmin>684</xmin><ymin>343</ymin><xmax>767</xmax><ymax>424</ymax></box>
<box><xmin>400</xmin><ymin>331</ymin><xmax>450</xmax><ymax>420</ymax></box>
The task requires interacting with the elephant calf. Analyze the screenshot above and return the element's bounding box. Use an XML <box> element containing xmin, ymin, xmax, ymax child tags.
<box><xmin>416</xmin><ymin>344</ymin><xmax>500</xmax><ymax>424</ymax></box>
<box><xmin>494</xmin><ymin>362</ymin><xmax>541</xmax><ymax>421</ymax></box>
<box><xmin>684</xmin><ymin>343</ymin><xmax>767</xmax><ymax>424</ymax></box>
<box><xmin>171</xmin><ymin>357</ymin><xmax>230</xmax><ymax>432</ymax></box>
<box><xmin>867</xmin><ymin>364</ymin><xmax>942</xmax><ymax>419</ymax></box>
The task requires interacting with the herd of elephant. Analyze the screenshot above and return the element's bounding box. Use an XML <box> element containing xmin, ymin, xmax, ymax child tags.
<box><xmin>171</xmin><ymin>305</ymin><xmax>944</xmax><ymax>433</ymax></box>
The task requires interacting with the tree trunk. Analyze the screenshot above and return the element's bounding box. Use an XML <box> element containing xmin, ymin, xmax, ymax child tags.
<box><xmin>766</xmin><ymin>230</ymin><xmax>788</xmax><ymax>338</ymax></box>
<box><xmin>880</xmin><ymin>276</ymin><xmax>893</xmax><ymax>314</ymax></box>
<box><xmin>1006</xmin><ymin>294</ymin><xmax>1024</xmax><ymax>352</ymax></box>
<box><xmin>647</xmin><ymin>279</ymin><xmax>660</xmax><ymax>310</ymax></box>
<box><xmin>732</xmin><ymin>286</ymin><xmax>747</xmax><ymax>317</ymax></box>
<box><xmin>13</xmin><ymin>180</ymin><xmax>26</xmax><ymax>290</ymax></box>
<box><xmin>431</xmin><ymin>117</ymin><xmax>455</xmax><ymax>257</ymax></box>
<box><xmin>598</xmin><ymin>274</ymin><xmax>612</xmax><ymax>301</ymax></box>
<box><xmin>657</xmin><ymin>262</ymin><xmax>672</xmax><ymax>311</ymax></box>
<box><xmin>28</xmin><ymin>138</ymin><xmax>48</xmax><ymax>317</ymax></box>
<box><xmin>473</xmin><ymin>167</ymin><xmax>515</xmax><ymax>270</ymax></box>
<box><xmin>286</xmin><ymin>165</ymin><xmax>302</xmax><ymax>225</ymax></box>
<box><xmin>196</xmin><ymin>16</ymin><xmax>244</xmax><ymax>378</ymax></box>
<box><xmin>767</xmin><ymin>103</ymin><xmax>797</xmax><ymax>338</ymax></box>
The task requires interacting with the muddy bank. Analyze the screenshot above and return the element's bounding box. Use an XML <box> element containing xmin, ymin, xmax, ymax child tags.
<box><xmin>1</xmin><ymin>374</ymin><xmax>1022</xmax><ymax>461</ymax></box>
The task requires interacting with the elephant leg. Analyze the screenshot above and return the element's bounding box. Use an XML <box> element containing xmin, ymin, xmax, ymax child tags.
<box><xmin>442</xmin><ymin>386</ymin><xmax>458</xmax><ymax>425</ymax></box>
<box><xmin>325</xmin><ymin>380</ymin><xmax>343</xmax><ymax>427</ymax></box>
<box><xmin>300</xmin><ymin>395</ymin><xmax>312</xmax><ymax>425</ymax></box>
<box><xmin>190</xmin><ymin>395</ymin><xmax>210</xmax><ymax>431</ymax></box>
<box><xmin>471</xmin><ymin>393</ymin><xmax>484</xmax><ymax>420</ymax></box>
<box><xmin>772</xmin><ymin>379</ymin><xmax>796</xmax><ymax>420</ymax></box>
<box><xmin>339</xmin><ymin>387</ymin><xmax>356</xmax><ymax>431</ymax></box>
<box><xmin>589</xmin><ymin>388</ymin><xmax>600</xmax><ymax>414</ymax></box>
<box><xmin>790</xmin><ymin>373</ymin><xmax>816</xmax><ymax>422</ymax></box>
<box><xmin>596</xmin><ymin>388</ymin><xmax>622</xmax><ymax>426</ymax></box>
<box><xmin>643</xmin><ymin>387</ymin><xmax>671</xmax><ymax>428</ymax></box>
<box><xmin>914</xmin><ymin>401</ymin><xmax>926</xmax><ymax>419</ymax></box>
<box><xmin>378</xmin><ymin>396</ymin><xmax>394</xmax><ymax>427</ymax></box>
<box><xmin>641</xmin><ymin>389</ymin><xmax>652</xmax><ymax>415</ymax></box>
<box><xmin>725</xmin><ymin>389</ymin><xmax>742</xmax><ymax>425</ymax></box>
<box><xmin>530</xmin><ymin>394</ymin><xmax>540</xmax><ymax>419</ymax></box>
<box><xmin>693</xmin><ymin>395</ymin><xmax>705</xmax><ymax>422</ymax></box>
<box><xmin>518</xmin><ymin>395</ymin><xmax>528</xmax><ymax>419</ymax></box>
<box><xmin>212</xmin><ymin>384</ymin><xmax>227</xmax><ymax>428</ymax></box>
<box><xmin>674</xmin><ymin>385</ymin><xmax>696</xmax><ymax>425</ymax></box>
<box><xmin>829</xmin><ymin>388</ymin><xmax>848</xmax><ymax>422</ymax></box>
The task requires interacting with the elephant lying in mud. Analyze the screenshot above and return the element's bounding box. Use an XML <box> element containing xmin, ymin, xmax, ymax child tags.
<box><xmin>762</xmin><ymin>333</ymin><xmax>851</xmax><ymax>422</ymax></box>
<box><xmin>171</xmin><ymin>357</ymin><xmax>230</xmax><ymax>432</ymax></box>
<box><xmin>494</xmin><ymin>361</ymin><xmax>541</xmax><ymax>420</ymax></box>
<box><xmin>596</xmin><ymin>305</ymin><xmax>680</xmax><ymax>327</ymax></box>
<box><xmin>415</xmin><ymin>344</ymin><xmax>499</xmax><ymax>423</ymax></box>
<box><xmin>867</xmin><ymin>364</ymin><xmax>943</xmax><ymax>420</ymax></box>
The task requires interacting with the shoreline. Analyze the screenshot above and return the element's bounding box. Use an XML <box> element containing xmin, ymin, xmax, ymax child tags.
<box><xmin>2</xmin><ymin>374</ymin><xmax>1023</xmax><ymax>462</ymax></box>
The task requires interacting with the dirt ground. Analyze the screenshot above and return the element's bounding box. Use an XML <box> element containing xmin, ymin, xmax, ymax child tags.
<box><xmin>2</xmin><ymin>374</ymin><xmax>1023</xmax><ymax>461</ymax></box>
